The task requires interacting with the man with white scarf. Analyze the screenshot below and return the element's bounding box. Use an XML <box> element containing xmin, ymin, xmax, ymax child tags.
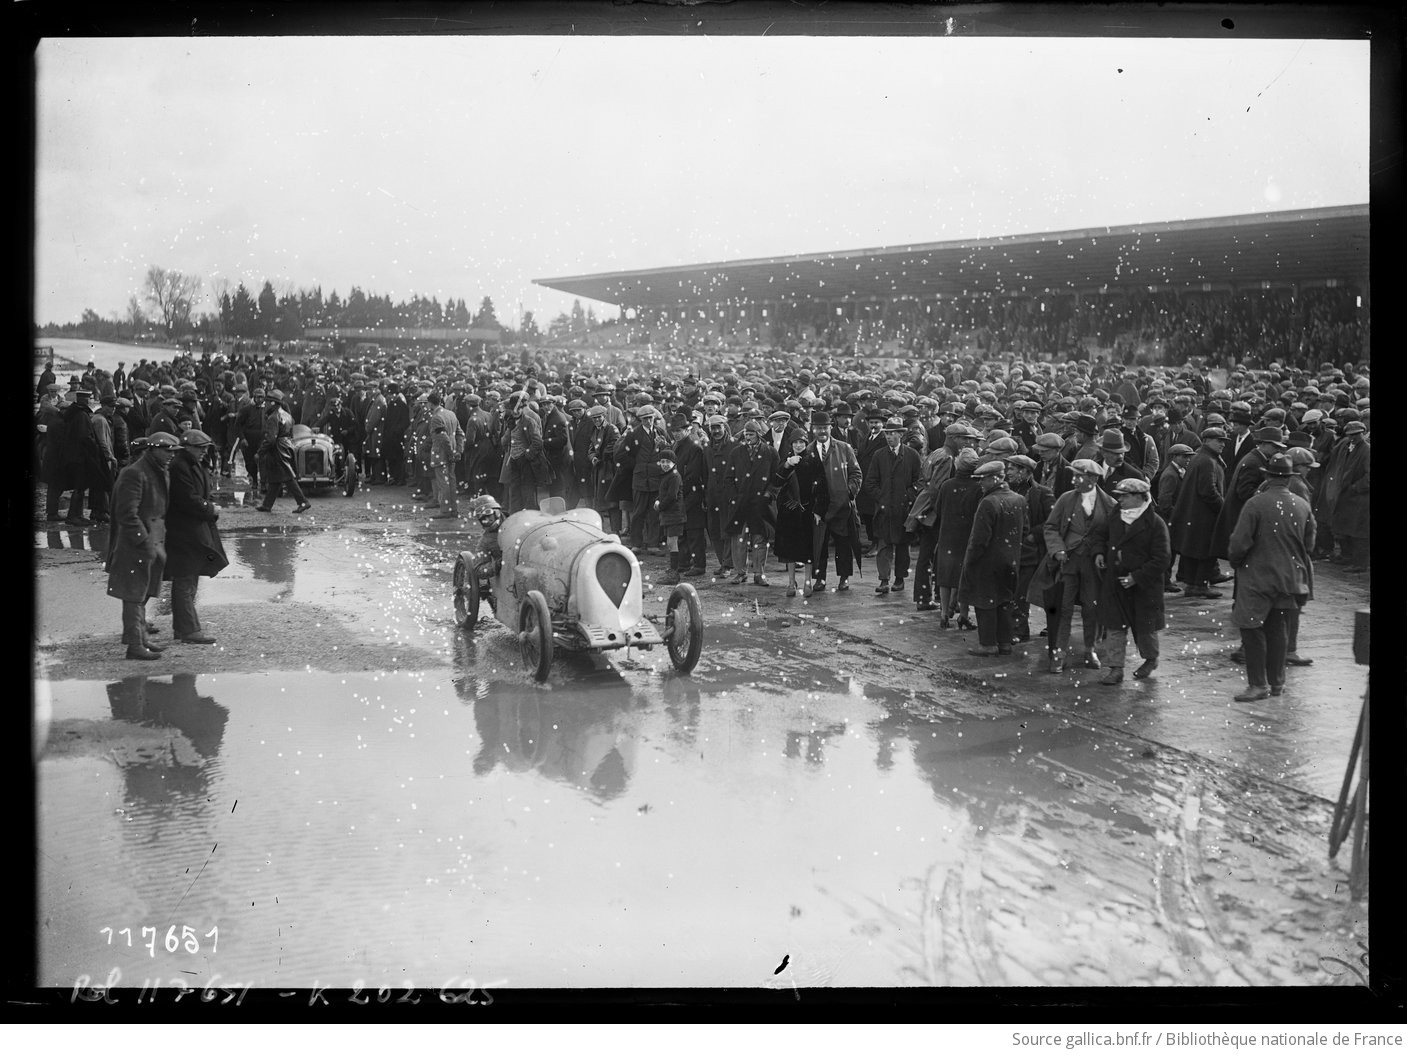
<box><xmin>1096</xmin><ymin>478</ymin><xmax>1172</xmax><ymax>685</ymax></box>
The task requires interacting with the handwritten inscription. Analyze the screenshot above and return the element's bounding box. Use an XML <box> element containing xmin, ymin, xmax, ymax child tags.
<box><xmin>100</xmin><ymin>925</ymin><xmax>218</xmax><ymax>956</ymax></box>
<box><xmin>72</xmin><ymin>968</ymin><xmax>502</xmax><ymax>1005</ymax></box>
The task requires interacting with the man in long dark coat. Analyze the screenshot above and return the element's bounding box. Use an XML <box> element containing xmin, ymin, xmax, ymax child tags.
<box><xmin>1168</xmin><ymin>427</ymin><xmax>1227</xmax><ymax>598</ymax></box>
<box><xmin>862</xmin><ymin>417</ymin><xmax>922</xmax><ymax>596</ymax></box>
<box><xmin>566</xmin><ymin>399</ymin><xmax>595</xmax><ymax>509</ymax></box>
<box><xmin>671</xmin><ymin>414</ymin><xmax>709</xmax><ymax>577</ymax></box>
<box><xmin>1008</xmin><ymin>454</ymin><xmax>1053</xmax><ymax>643</ymax></box>
<box><xmin>584</xmin><ymin>405</ymin><xmax>622</xmax><ymax>531</ymax></box>
<box><xmin>703</xmin><ymin>415</ymin><xmax>738</xmax><ymax>577</ymax></box>
<box><xmin>163</xmin><ymin>430</ymin><xmax>229</xmax><ymax>644</ymax></box>
<box><xmin>1322</xmin><ymin>421</ymin><xmax>1370</xmax><ymax>572</ymax></box>
<box><xmin>723</xmin><ymin>420</ymin><xmax>778</xmax><ymax>585</ymax></box>
<box><xmin>1155</xmin><ymin>443</ymin><xmax>1194</xmax><ymax>592</ymax></box>
<box><xmin>962</xmin><ymin>460</ymin><xmax>1028</xmax><ymax>656</ymax></box>
<box><xmin>807</xmin><ymin>410</ymin><xmax>864</xmax><ymax>594</ymax></box>
<box><xmin>541</xmin><ymin>396</ymin><xmax>574</xmax><ymax>501</ymax></box>
<box><xmin>1097</xmin><ymin>478</ymin><xmax>1171</xmax><ymax>684</ymax></box>
<box><xmin>106</xmin><ymin>433</ymin><xmax>178</xmax><ymax>660</ymax></box>
<box><xmin>854</xmin><ymin>413</ymin><xmax>888</xmax><ymax>554</ymax></box>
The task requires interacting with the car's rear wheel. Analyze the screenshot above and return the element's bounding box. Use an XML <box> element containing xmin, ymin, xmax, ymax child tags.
<box><xmin>519</xmin><ymin>590</ymin><xmax>554</xmax><ymax>682</ymax></box>
<box><xmin>665</xmin><ymin>583</ymin><xmax>704</xmax><ymax>673</ymax></box>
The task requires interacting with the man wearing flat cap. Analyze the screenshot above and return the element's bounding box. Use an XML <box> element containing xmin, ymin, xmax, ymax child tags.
<box><xmin>1227</xmin><ymin>453</ymin><xmax>1316</xmax><ymax>701</ymax></box>
<box><xmin>148</xmin><ymin>395</ymin><xmax>183</xmax><ymax>439</ymax></box>
<box><xmin>1096</xmin><ymin>478</ymin><xmax>1171</xmax><ymax>685</ymax></box>
<box><xmin>1006</xmin><ymin>453</ymin><xmax>1053</xmax><ymax>643</ymax></box>
<box><xmin>1169</xmin><ymin>427</ymin><xmax>1227</xmax><ymax>598</ymax></box>
<box><xmin>1039</xmin><ymin>458</ymin><xmax>1115</xmax><ymax>673</ymax></box>
<box><xmin>767</xmin><ymin>408</ymin><xmax>806</xmax><ymax>460</ymax></box>
<box><xmin>1032</xmin><ymin>432</ymin><xmax>1075</xmax><ymax>498</ymax></box>
<box><xmin>1155</xmin><ymin>444</ymin><xmax>1196</xmax><ymax>594</ymax></box>
<box><xmin>703</xmin><ymin>414</ymin><xmax>740</xmax><ymax>578</ymax></box>
<box><xmin>162</xmin><ymin>430</ymin><xmax>228</xmax><ymax>644</ymax></box>
<box><xmin>106</xmin><ymin>432</ymin><xmax>179</xmax><ymax>660</ymax></box>
<box><xmin>961</xmin><ymin>460</ymin><xmax>1027</xmax><ymax>657</ymax></box>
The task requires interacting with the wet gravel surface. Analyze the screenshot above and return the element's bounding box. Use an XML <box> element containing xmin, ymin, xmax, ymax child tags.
<box><xmin>34</xmin><ymin>480</ymin><xmax>1371</xmax><ymax>989</ymax></box>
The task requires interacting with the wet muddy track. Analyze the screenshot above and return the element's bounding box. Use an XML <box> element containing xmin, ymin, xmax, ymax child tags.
<box><xmin>35</xmin><ymin>492</ymin><xmax>1369</xmax><ymax>988</ymax></box>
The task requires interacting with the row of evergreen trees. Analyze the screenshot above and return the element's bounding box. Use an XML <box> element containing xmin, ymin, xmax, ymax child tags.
<box><xmin>42</xmin><ymin>270</ymin><xmax>610</xmax><ymax>345</ymax></box>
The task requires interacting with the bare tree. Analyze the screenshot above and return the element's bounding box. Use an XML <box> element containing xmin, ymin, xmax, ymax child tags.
<box><xmin>126</xmin><ymin>295</ymin><xmax>148</xmax><ymax>331</ymax></box>
<box><xmin>144</xmin><ymin>265</ymin><xmax>203</xmax><ymax>339</ymax></box>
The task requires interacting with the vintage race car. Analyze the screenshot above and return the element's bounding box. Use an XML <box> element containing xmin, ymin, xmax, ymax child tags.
<box><xmin>290</xmin><ymin>424</ymin><xmax>360</xmax><ymax>496</ymax></box>
<box><xmin>453</xmin><ymin>498</ymin><xmax>704</xmax><ymax>681</ymax></box>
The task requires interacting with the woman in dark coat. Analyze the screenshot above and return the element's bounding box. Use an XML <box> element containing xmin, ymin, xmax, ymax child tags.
<box><xmin>772</xmin><ymin>433</ymin><xmax>828</xmax><ymax>596</ymax></box>
<box><xmin>930</xmin><ymin>447</ymin><xmax>983</xmax><ymax>627</ymax></box>
<box><xmin>1096</xmin><ymin>478</ymin><xmax>1171</xmax><ymax>684</ymax></box>
<box><xmin>163</xmin><ymin>431</ymin><xmax>229</xmax><ymax>643</ymax></box>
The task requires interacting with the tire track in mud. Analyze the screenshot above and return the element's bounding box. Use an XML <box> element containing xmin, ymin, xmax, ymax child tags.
<box><xmin>1149</xmin><ymin>774</ymin><xmax>1268</xmax><ymax>986</ymax></box>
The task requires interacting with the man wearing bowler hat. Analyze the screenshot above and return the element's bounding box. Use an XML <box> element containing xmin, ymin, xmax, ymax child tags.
<box><xmin>1094</xmin><ymin>428</ymin><xmax>1148</xmax><ymax>496</ymax></box>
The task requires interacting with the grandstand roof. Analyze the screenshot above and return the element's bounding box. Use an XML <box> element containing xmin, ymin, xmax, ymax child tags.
<box><xmin>534</xmin><ymin>204</ymin><xmax>1368</xmax><ymax>309</ymax></box>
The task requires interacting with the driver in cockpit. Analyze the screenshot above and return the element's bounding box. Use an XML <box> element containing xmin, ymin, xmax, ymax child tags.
<box><xmin>471</xmin><ymin>495</ymin><xmax>505</xmax><ymax>579</ymax></box>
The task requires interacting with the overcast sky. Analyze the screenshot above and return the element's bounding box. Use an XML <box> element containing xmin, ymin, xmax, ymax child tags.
<box><xmin>34</xmin><ymin>33</ymin><xmax>1369</xmax><ymax>328</ymax></box>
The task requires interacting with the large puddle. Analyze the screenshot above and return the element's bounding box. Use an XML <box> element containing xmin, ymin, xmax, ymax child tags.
<box><xmin>38</xmin><ymin>655</ymin><xmax>1349</xmax><ymax>989</ymax></box>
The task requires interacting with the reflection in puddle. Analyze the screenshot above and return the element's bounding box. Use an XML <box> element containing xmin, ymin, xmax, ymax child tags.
<box><xmin>36</xmin><ymin>527</ymin><xmax>109</xmax><ymax>552</ymax></box>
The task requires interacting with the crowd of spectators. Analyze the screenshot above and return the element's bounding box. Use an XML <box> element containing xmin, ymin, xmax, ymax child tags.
<box><xmin>34</xmin><ymin>319</ymin><xmax>1368</xmax><ymax>696</ymax></box>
